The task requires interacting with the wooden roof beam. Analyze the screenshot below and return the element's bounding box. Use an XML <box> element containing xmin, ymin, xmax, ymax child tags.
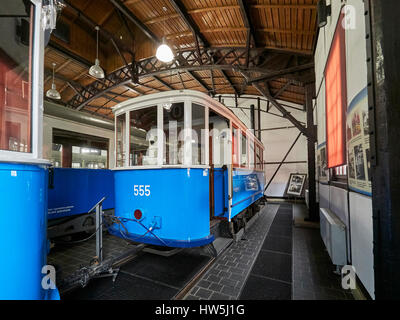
<box><xmin>110</xmin><ymin>0</ymin><xmax>161</xmax><ymax>45</ymax></box>
<box><xmin>63</xmin><ymin>0</ymin><xmax>133</xmax><ymax>56</ymax></box>
<box><xmin>186</xmin><ymin>70</ymin><xmax>209</xmax><ymax>92</ymax></box>
<box><xmin>170</xmin><ymin>0</ymin><xmax>209</xmax><ymax>48</ymax></box>
<box><xmin>238</xmin><ymin>0</ymin><xmax>258</xmax><ymax>48</ymax></box>
<box><xmin>153</xmin><ymin>76</ymin><xmax>173</xmax><ymax>90</ymax></box>
<box><xmin>221</xmin><ymin>70</ymin><xmax>238</xmax><ymax>96</ymax></box>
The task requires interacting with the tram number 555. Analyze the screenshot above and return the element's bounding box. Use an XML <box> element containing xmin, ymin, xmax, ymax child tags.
<box><xmin>134</xmin><ymin>185</ymin><xmax>151</xmax><ymax>197</ymax></box>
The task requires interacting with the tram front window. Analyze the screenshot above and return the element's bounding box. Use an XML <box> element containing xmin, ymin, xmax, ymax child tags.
<box><xmin>192</xmin><ymin>103</ymin><xmax>206</xmax><ymax>165</ymax></box>
<box><xmin>116</xmin><ymin>113</ymin><xmax>126</xmax><ymax>167</ymax></box>
<box><xmin>129</xmin><ymin>106</ymin><xmax>158</xmax><ymax>166</ymax></box>
<box><xmin>0</xmin><ymin>1</ymin><xmax>33</xmax><ymax>153</ymax></box>
<box><xmin>163</xmin><ymin>102</ymin><xmax>184</xmax><ymax>165</ymax></box>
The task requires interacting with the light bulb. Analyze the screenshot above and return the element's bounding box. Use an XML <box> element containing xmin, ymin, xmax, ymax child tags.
<box><xmin>156</xmin><ymin>43</ymin><xmax>174</xmax><ymax>63</ymax></box>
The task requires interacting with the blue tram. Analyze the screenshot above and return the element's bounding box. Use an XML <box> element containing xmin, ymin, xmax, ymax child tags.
<box><xmin>109</xmin><ymin>90</ymin><xmax>265</xmax><ymax>248</ymax></box>
<box><xmin>47</xmin><ymin>168</ymin><xmax>114</xmax><ymax>238</ymax></box>
<box><xmin>0</xmin><ymin>0</ymin><xmax>59</xmax><ymax>299</ymax></box>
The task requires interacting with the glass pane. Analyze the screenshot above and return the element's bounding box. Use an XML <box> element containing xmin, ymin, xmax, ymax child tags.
<box><xmin>256</xmin><ymin>146</ymin><xmax>261</xmax><ymax>170</ymax></box>
<box><xmin>71</xmin><ymin>146</ymin><xmax>108</xmax><ymax>169</ymax></box>
<box><xmin>192</xmin><ymin>103</ymin><xmax>205</xmax><ymax>165</ymax></box>
<box><xmin>116</xmin><ymin>113</ymin><xmax>126</xmax><ymax>167</ymax></box>
<box><xmin>0</xmin><ymin>1</ymin><xmax>33</xmax><ymax>153</ymax></box>
<box><xmin>163</xmin><ymin>102</ymin><xmax>184</xmax><ymax>165</ymax></box>
<box><xmin>210</xmin><ymin>111</ymin><xmax>229</xmax><ymax>167</ymax></box>
<box><xmin>50</xmin><ymin>143</ymin><xmax>62</xmax><ymax>167</ymax></box>
<box><xmin>249</xmin><ymin>139</ymin><xmax>255</xmax><ymax>169</ymax></box>
<box><xmin>232</xmin><ymin>127</ymin><xmax>239</xmax><ymax>167</ymax></box>
<box><xmin>129</xmin><ymin>107</ymin><xmax>158</xmax><ymax>166</ymax></box>
<box><xmin>241</xmin><ymin>134</ymin><xmax>247</xmax><ymax>167</ymax></box>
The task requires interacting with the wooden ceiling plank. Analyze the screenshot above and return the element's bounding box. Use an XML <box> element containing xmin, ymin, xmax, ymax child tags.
<box><xmin>110</xmin><ymin>0</ymin><xmax>161</xmax><ymax>45</ymax></box>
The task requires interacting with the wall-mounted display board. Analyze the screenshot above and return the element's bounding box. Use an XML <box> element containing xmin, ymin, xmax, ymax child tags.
<box><xmin>317</xmin><ymin>142</ymin><xmax>329</xmax><ymax>184</ymax></box>
<box><xmin>346</xmin><ymin>87</ymin><xmax>371</xmax><ymax>196</ymax></box>
<box><xmin>286</xmin><ymin>173</ymin><xmax>307</xmax><ymax>197</ymax></box>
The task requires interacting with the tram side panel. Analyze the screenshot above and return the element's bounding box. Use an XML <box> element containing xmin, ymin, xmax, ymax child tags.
<box><xmin>213</xmin><ymin>167</ymin><xmax>229</xmax><ymax>218</ymax></box>
<box><xmin>47</xmin><ymin>168</ymin><xmax>115</xmax><ymax>220</ymax></box>
<box><xmin>0</xmin><ymin>163</ymin><xmax>58</xmax><ymax>299</ymax></box>
<box><xmin>110</xmin><ymin>168</ymin><xmax>214</xmax><ymax>248</ymax></box>
<box><xmin>230</xmin><ymin>169</ymin><xmax>265</xmax><ymax>219</ymax></box>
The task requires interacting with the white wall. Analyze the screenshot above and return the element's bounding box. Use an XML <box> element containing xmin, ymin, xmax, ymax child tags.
<box><xmin>220</xmin><ymin>95</ymin><xmax>308</xmax><ymax>197</ymax></box>
<box><xmin>314</xmin><ymin>0</ymin><xmax>375</xmax><ymax>298</ymax></box>
<box><xmin>43</xmin><ymin>115</ymin><xmax>115</xmax><ymax>168</ymax></box>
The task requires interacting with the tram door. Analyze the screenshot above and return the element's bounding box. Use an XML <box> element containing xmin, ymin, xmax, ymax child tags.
<box><xmin>209</xmin><ymin>123</ymin><xmax>215</xmax><ymax>219</ymax></box>
<box><xmin>209</xmin><ymin>111</ymin><xmax>230</xmax><ymax>219</ymax></box>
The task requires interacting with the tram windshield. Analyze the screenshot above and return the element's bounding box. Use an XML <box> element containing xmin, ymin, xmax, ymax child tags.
<box><xmin>129</xmin><ymin>106</ymin><xmax>158</xmax><ymax>166</ymax></box>
<box><xmin>0</xmin><ymin>0</ymin><xmax>33</xmax><ymax>153</ymax></box>
<box><xmin>163</xmin><ymin>103</ymin><xmax>184</xmax><ymax>165</ymax></box>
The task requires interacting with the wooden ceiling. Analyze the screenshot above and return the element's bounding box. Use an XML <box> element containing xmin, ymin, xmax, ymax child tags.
<box><xmin>44</xmin><ymin>0</ymin><xmax>318</xmax><ymax>118</ymax></box>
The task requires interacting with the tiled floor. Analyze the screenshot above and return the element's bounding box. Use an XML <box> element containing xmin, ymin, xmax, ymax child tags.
<box><xmin>292</xmin><ymin>226</ymin><xmax>354</xmax><ymax>300</ymax></box>
<box><xmin>48</xmin><ymin>233</ymin><xmax>137</xmax><ymax>281</ymax></box>
<box><xmin>185</xmin><ymin>202</ymin><xmax>354</xmax><ymax>301</ymax></box>
<box><xmin>240</xmin><ymin>204</ymin><xmax>293</xmax><ymax>300</ymax></box>
<box><xmin>184</xmin><ymin>204</ymin><xmax>280</xmax><ymax>300</ymax></box>
<box><xmin>54</xmin><ymin>203</ymin><xmax>354</xmax><ymax>300</ymax></box>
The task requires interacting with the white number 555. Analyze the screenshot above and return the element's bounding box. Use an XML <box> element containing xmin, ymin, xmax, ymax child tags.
<box><xmin>134</xmin><ymin>185</ymin><xmax>151</xmax><ymax>197</ymax></box>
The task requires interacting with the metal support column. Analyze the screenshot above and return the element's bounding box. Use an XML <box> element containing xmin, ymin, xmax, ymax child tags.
<box><xmin>305</xmin><ymin>83</ymin><xmax>318</xmax><ymax>221</ymax></box>
<box><xmin>250</xmin><ymin>104</ymin><xmax>255</xmax><ymax>131</ymax></box>
<box><xmin>257</xmin><ymin>97</ymin><xmax>261</xmax><ymax>141</ymax></box>
<box><xmin>366</xmin><ymin>0</ymin><xmax>400</xmax><ymax>299</ymax></box>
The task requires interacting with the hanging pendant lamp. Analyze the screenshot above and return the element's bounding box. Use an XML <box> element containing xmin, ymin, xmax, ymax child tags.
<box><xmin>89</xmin><ymin>26</ymin><xmax>105</xmax><ymax>79</ymax></box>
<box><xmin>46</xmin><ymin>62</ymin><xmax>61</xmax><ymax>100</ymax></box>
<box><xmin>156</xmin><ymin>7</ymin><xmax>174</xmax><ymax>63</ymax></box>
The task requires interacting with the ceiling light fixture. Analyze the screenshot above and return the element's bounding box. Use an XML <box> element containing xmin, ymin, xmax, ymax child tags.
<box><xmin>89</xmin><ymin>26</ymin><xmax>105</xmax><ymax>79</ymax></box>
<box><xmin>46</xmin><ymin>62</ymin><xmax>61</xmax><ymax>100</ymax></box>
<box><xmin>156</xmin><ymin>38</ymin><xmax>174</xmax><ymax>63</ymax></box>
<box><xmin>156</xmin><ymin>7</ymin><xmax>174</xmax><ymax>63</ymax></box>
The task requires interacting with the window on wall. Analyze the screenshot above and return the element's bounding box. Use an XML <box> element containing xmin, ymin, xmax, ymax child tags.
<box><xmin>192</xmin><ymin>103</ymin><xmax>206</xmax><ymax>165</ymax></box>
<box><xmin>241</xmin><ymin>133</ymin><xmax>247</xmax><ymax>167</ymax></box>
<box><xmin>0</xmin><ymin>2</ymin><xmax>33</xmax><ymax>153</ymax></box>
<box><xmin>164</xmin><ymin>102</ymin><xmax>184</xmax><ymax>165</ymax></box>
<box><xmin>325</xmin><ymin>14</ymin><xmax>347</xmax><ymax>169</ymax></box>
<box><xmin>129</xmin><ymin>107</ymin><xmax>158</xmax><ymax>166</ymax></box>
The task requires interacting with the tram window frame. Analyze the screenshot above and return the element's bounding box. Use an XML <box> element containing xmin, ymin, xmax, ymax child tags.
<box><xmin>192</xmin><ymin>103</ymin><xmax>206</xmax><ymax>165</ymax></box>
<box><xmin>115</xmin><ymin>113</ymin><xmax>126</xmax><ymax>167</ymax></box>
<box><xmin>249</xmin><ymin>138</ymin><xmax>255</xmax><ymax>169</ymax></box>
<box><xmin>129</xmin><ymin>106</ymin><xmax>158</xmax><ymax>167</ymax></box>
<box><xmin>240</xmin><ymin>132</ymin><xmax>248</xmax><ymax>168</ymax></box>
<box><xmin>163</xmin><ymin>102</ymin><xmax>185</xmax><ymax>165</ymax></box>
<box><xmin>232</xmin><ymin>124</ymin><xmax>240</xmax><ymax>168</ymax></box>
<box><xmin>0</xmin><ymin>3</ymin><xmax>34</xmax><ymax>155</ymax></box>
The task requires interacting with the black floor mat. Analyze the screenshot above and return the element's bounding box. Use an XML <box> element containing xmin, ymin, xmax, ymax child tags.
<box><xmin>240</xmin><ymin>275</ymin><xmax>291</xmax><ymax>300</ymax></box>
<box><xmin>268</xmin><ymin>224</ymin><xmax>293</xmax><ymax>238</ymax></box>
<box><xmin>121</xmin><ymin>251</ymin><xmax>211</xmax><ymax>288</ymax></box>
<box><xmin>63</xmin><ymin>249</ymin><xmax>211</xmax><ymax>300</ymax></box>
<box><xmin>239</xmin><ymin>204</ymin><xmax>293</xmax><ymax>300</ymax></box>
<box><xmin>262</xmin><ymin>235</ymin><xmax>292</xmax><ymax>254</ymax></box>
<box><xmin>251</xmin><ymin>251</ymin><xmax>292</xmax><ymax>283</ymax></box>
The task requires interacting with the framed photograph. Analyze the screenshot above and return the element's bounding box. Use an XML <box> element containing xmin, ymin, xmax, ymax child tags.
<box><xmin>286</xmin><ymin>173</ymin><xmax>307</xmax><ymax>197</ymax></box>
